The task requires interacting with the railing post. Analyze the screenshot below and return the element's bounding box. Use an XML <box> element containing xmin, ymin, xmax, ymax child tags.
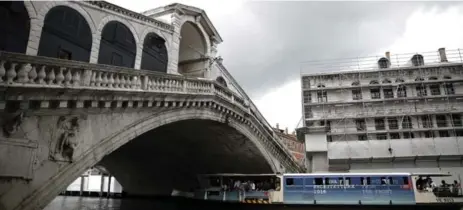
<box><xmin>182</xmin><ymin>79</ymin><xmax>187</xmax><ymax>93</ymax></box>
<box><xmin>142</xmin><ymin>75</ymin><xmax>148</xmax><ymax>90</ymax></box>
<box><xmin>82</xmin><ymin>69</ymin><xmax>92</xmax><ymax>86</ymax></box>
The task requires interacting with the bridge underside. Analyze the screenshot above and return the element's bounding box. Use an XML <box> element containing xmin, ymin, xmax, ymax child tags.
<box><xmin>99</xmin><ymin>119</ymin><xmax>273</xmax><ymax>196</ymax></box>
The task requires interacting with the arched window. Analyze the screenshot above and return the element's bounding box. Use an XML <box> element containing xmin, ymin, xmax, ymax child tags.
<box><xmin>38</xmin><ymin>6</ymin><xmax>92</xmax><ymax>62</ymax></box>
<box><xmin>317</xmin><ymin>84</ymin><xmax>325</xmax><ymax>88</ymax></box>
<box><xmin>216</xmin><ymin>76</ymin><xmax>227</xmax><ymax>87</ymax></box>
<box><xmin>370</xmin><ymin>80</ymin><xmax>379</xmax><ymax>85</ymax></box>
<box><xmin>141</xmin><ymin>32</ymin><xmax>168</xmax><ymax>72</ymax></box>
<box><xmin>411</xmin><ymin>54</ymin><xmax>424</xmax><ymax>66</ymax></box>
<box><xmin>428</xmin><ymin>76</ymin><xmax>438</xmax><ymax>80</ymax></box>
<box><xmin>351</xmin><ymin>81</ymin><xmax>360</xmax><ymax>86</ymax></box>
<box><xmin>382</xmin><ymin>78</ymin><xmax>391</xmax><ymax>84</ymax></box>
<box><xmin>98</xmin><ymin>21</ymin><xmax>136</xmax><ymax>68</ymax></box>
<box><xmin>395</xmin><ymin>78</ymin><xmax>404</xmax><ymax>83</ymax></box>
<box><xmin>443</xmin><ymin>76</ymin><xmax>452</xmax><ymax>80</ymax></box>
<box><xmin>415</xmin><ymin>77</ymin><xmax>424</xmax><ymax>81</ymax></box>
<box><xmin>0</xmin><ymin>1</ymin><xmax>30</xmax><ymax>53</ymax></box>
<box><xmin>377</xmin><ymin>57</ymin><xmax>390</xmax><ymax>69</ymax></box>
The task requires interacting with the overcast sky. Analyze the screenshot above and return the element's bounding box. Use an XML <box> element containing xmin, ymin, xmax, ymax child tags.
<box><xmin>109</xmin><ymin>0</ymin><xmax>463</xmax><ymax>131</ymax></box>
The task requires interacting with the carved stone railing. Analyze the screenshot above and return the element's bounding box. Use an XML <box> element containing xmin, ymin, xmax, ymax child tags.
<box><xmin>84</xmin><ymin>1</ymin><xmax>174</xmax><ymax>31</ymax></box>
<box><xmin>216</xmin><ymin>62</ymin><xmax>305</xmax><ymax>169</ymax></box>
<box><xmin>0</xmin><ymin>51</ymin><xmax>304</xmax><ymax>172</ymax></box>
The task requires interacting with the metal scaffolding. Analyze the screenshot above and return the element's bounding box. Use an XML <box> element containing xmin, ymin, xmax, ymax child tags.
<box><xmin>300</xmin><ymin>48</ymin><xmax>463</xmax><ymax>143</ymax></box>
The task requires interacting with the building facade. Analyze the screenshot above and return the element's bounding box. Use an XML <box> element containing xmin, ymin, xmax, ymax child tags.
<box><xmin>300</xmin><ymin>48</ymin><xmax>463</xmax><ymax>182</ymax></box>
<box><xmin>273</xmin><ymin>125</ymin><xmax>306</xmax><ymax>166</ymax></box>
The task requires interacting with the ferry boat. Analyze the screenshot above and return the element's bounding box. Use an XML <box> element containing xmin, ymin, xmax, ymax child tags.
<box><xmin>188</xmin><ymin>172</ymin><xmax>463</xmax><ymax>205</ymax></box>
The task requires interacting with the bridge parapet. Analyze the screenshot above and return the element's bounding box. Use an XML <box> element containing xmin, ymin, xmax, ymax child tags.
<box><xmin>0</xmin><ymin>51</ymin><xmax>304</xmax><ymax>173</ymax></box>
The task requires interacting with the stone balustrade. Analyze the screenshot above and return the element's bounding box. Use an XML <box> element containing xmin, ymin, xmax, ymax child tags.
<box><xmin>0</xmin><ymin>51</ymin><xmax>304</xmax><ymax>172</ymax></box>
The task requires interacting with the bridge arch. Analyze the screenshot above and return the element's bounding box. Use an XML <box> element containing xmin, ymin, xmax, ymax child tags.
<box><xmin>140</xmin><ymin>32</ymin><xmax>168</xmax><ymax>72</ymax></box>
<box><xmin>97</xmin><ymin>20</ymin><xmax>137</xmax><ymax>68</ymax></box>
<box><xmin>0</xmin><ymin>1</ymin><xmax>31</xmax><ymax>54</ymax></box>
<box><xmin>177</xmin><ymin>20</ymin><xmax>210</xmax><ymax>77</ymax></box>
<box><xmin>14</xmin><ymin>108</ymin><xmax>278</xmax><ymax>210</ymax></box>
<box><xmin>37</xmin><ymin>5</ymin><xmax>93</xmax><ymax>62</ymax></box>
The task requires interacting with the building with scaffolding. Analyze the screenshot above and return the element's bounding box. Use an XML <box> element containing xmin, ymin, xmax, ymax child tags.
<box><xmin>300</xmin><ymin>48</ymin><xmax>463</xmax><ymax>182</ymax></box>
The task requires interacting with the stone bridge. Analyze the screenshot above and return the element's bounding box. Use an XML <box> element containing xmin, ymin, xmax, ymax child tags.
<box><xmin>0</xmin><ymin>1</ymin><xmax>304</xmax><ymax>210</ymax></box>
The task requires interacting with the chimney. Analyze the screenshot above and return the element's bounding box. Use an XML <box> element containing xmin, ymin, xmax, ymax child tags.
<box><xmin>285</xmin><ymin>127</ymin><xmax>288</xmax><ymax>134</ymax></box>
<box><xmin>276</xmin><ymin>123</ymin><xmax>279</xmax><ymax>129</ymax></box>
<box><xmin>438</xmin><ymin>48</ymin><xmax>448</xmax><ymax>62</ymax></box>
<box><xmin>385</xmin><ymin>51</ymin><xmax>390</xmax><ymax>60</ymax></box>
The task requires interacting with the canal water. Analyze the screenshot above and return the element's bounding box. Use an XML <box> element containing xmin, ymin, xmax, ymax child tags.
<box><xmin>43</xmin><ymin>196</ymin><xmax>461</xmax><ymax>210</ymax></box>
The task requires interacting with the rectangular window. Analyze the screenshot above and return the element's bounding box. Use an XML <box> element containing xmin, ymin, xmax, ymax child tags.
<box><xmin>430</xmin><ymin>84</ymin><xmax>441</xmax><ymax>95</ymax></box>
<box><xmin>397</xmin><ymin>86</ymin><xmax>407</xmax><ymax>97</ymax></box>
<box><xmin>377</xmin><ymin>133</ymin><xmax>387</xmax><ymax>140</ymax></box>
<box><xmin>361</xmin><ymin>177</ymin><xmax>371</xmax><ymax>185</ymax></box>
<box><xmin>375</xmin><ymin>118</ymin><xmax>385</xmax><ymax>130</ymax></box>
<box><xmin>403</xmin><ymin>132</ymin><xmax>414</xmax><ymax>139</ymax></box>
<box><xmin>303</xmin><ymin>91</ymin><xmax>312</xmax><ymax>103</ymax></box>
<box><xmin>456</xmin><ymin>130</ymin><xmax>463</xmax><ymax>137</ymax></box>
<box><xmin>439</xmin><ymin>130</ymin><xmax>450</xmax><ymax>137</ymax></box>
<box><xmin>390</xmin><ymin>133</ymin><xmax>400</xmax><ymax>139</ymax></box>
<box><xmin>421</xmin><ymin>115</ymin><xmax>433</xmax><ymax>128</ymax></box>
<box><xmin>402</xmin><ymin>116</ymin><xmax>412</xmax><ymax>129</ymax></box>
<box><xmin>304</xmin><ymin>106</ymin><xmax>312</xmax><ymax>119</ymax></box>
<box><xmin>358</xmin><ymin>134</ymin><xmax>367</xmax><ymax>141</ymax></box>
<box><xmin>424</xmin><ymin>131</ymin><xmax>434</xmax><ymax>138</ymax></box>
<box><xmin>345</xmin><ymin>177</ymin><xmax>351</xmax><ymax>185</ymax></box>
<box><xmin>356</xmin><ymin>119</ymin><xmax>366</xmax><ymax>131</ymax></box>
<box><xmin>286</xmin><ymin>178</ymin><xmax>294</xmax><ymax>185</ymax></box>
<box><xmin>383</xmin><ymin>88</ymin><xmax>394</xmax><ymax>99</ymax></box>
<box><xmin>444</xmin><ymin>83</ymin><xmax>455</xmax><ymax>95</ymax></box>
<box><xmin>416</xmin><ymin>85</ymin><xmax>427</xmax><ymax>97</ymax></box>
<box><xmin>317</xmin><ymin>91</ymin><xmax>327</xmax><ymax>102</ymax></box>
<box><xmin>314</xmin><ymin>178</ymin><xmax>323</xmax><ymax>185</ymax></box>
<box><xmin>370</xmin><ymin>89</ymin><xmax>381</xmax><ymax>99</ymax></box>
<box><xmin>352</xmin><ymin>89</ymin><xmax>362</xmax><ymax>100</ymax></box>
<box><xmin>388</xmin><ymin>117</ymin><xmax>398</xmax><ymax>130</ymax></box>
<box><xmin>436</xmin><ymin>115</ymin><xmax>447</xmax><ymax>127</ymax></box>
<box><xmin>403</xmin><ymin>177</ymin><xmax>409</xmax><ymax>185</ymax></box>
<box><xmin>452</xmin><ymin>114</ymin><xmax>462</xmax><ymax>127</ymax></box>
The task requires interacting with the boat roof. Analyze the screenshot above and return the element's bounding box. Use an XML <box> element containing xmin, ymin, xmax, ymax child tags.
<box><xmin>199</xmin><ymin>172</ymin><xmax>452</xmax><ymax>177</ymax></box>
<box><xmin>199</xmin><ymin>173</ymin><xmax>277</xmax><ymax>177</ymax></box>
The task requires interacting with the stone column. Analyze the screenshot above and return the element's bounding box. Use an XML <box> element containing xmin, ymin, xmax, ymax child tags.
<box><xmin>99</xmin><ymin>174</ymin><xmax>105</xmax><ymax>197</ymax></box>
<box><xmin>107</xmin><ymin>175</ymin><xmax>112</xmax><ymax>198</ymax></box>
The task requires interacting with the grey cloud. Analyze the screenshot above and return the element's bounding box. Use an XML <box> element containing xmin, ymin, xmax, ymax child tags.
<box><xmin>212</xmin><ymin>1</ymin><xmax>463</xmax><ymax>98</ymax></box>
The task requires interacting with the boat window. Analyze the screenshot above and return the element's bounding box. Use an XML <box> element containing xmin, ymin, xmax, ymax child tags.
<box><xmin>361</xmin><ymin>177</ymin><xmax>371</xmax><ymax>185</ymax></box>
<box><xmin>286</xmin><ymin>178</ymin><xmax>294</xmax><ymax>186</ymax></box>
<box><xmin>324</xmin><ymin>178</ymin><xmax>330</xmax><ymax>185</ymax></box>
<box><xmin>338</xmin><ymin>177</ymin><xmax>344</xmax><ymax>185</ymax></box>
<box><xmin>380</xmin><ymin>177</ymin><xmax>387</xmax><ymax>185</ymax></box>
<box><xmin>345</xmin><ymin>177</ymin><xmax>351</xmax><ymax>185</ymax></box>
<box><xmin>314</xmin><ymin>178</ymin><xmax>324</xmax><ymax>185</ymax></box>
<box><xmin>388</xmin><ymin>177</ymin><xmax>393</xmax><ymax>185</ymax></box>
<box><xmin>207</xmin><ymin>191</ymin><xmax>220</xmax><ymax>196</ymax></box>
<box><xmin>402</xmin><ymin>177</ymin><xmax>409</xmax><ymax>185</ymax></box>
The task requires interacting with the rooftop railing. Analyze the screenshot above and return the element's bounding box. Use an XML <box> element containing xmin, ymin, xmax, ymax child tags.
<box><xmin>301</xmin><ymin>48</ymin><xmax>463</xmax><ymax>76</ymax></box>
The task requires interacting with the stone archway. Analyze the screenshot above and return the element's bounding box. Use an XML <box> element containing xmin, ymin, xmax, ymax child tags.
<box><xmin>98</xmin><ymin>21</ymin><xmax>137</xmax><ymax>68</ymax></box>
<box><xmin>141</xmin><ymin>32</ymin><xmax>168</xmax><ymax>72</ymax></box>
<box><xmin>5</xmin><ymin>108</ymin><xmax>278</xmax><ymax>210</ymax></box>
<box><xmin>178</xmin><ymin>21</ymin><xmax>209</xmax><ymax>77</ymax></box>
<box><xmin>37</xmin><ymin>6</ymin><xmax>92</xmax><ymax>62</ymax></box>
<box><xmin>0</xmin><ymin>1</ymin><xmax>30</xmax><ymax>54</ymax></box>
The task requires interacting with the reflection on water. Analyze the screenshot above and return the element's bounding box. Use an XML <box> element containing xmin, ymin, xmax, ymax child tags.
<box><xmin>43</xmin><ymin>196</ymin><xmax>458</xmax><ymax>210</ymax></box>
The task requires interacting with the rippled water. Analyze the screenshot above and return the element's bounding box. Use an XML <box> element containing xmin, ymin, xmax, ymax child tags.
<box><xmin>43</xmin><ymin>196</ymin><xmax>459</xmax><ymax>210</ymax></box>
